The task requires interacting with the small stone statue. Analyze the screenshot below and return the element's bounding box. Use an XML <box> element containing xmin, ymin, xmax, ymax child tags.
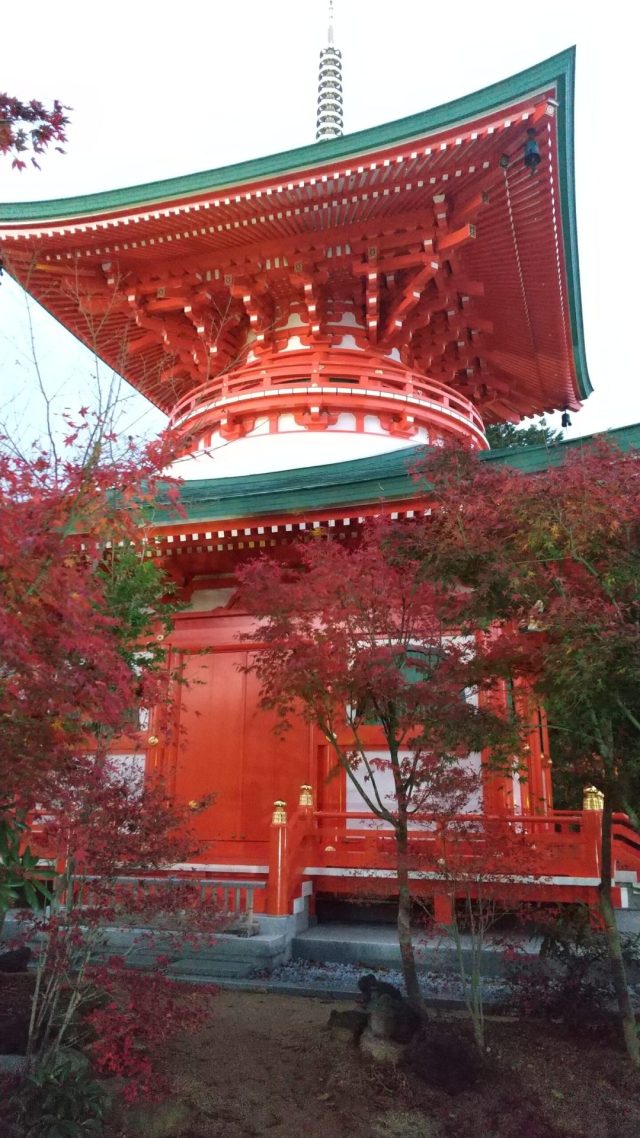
<box><xmin>357</xmin><ymin>973</ymin><xmax>421</xmax><ymax>1043</ymax></box>
<box><xmin>357</xmin><ymin>973</ymin><xmax>405</xmax><ymax>1005</ymax></box>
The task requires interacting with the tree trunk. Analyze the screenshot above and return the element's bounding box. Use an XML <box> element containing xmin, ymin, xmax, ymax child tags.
<box><xmin>395</xmin><ymin>822</ymin><xmax>424</xmax><ymax>1014</ymax></box>
<box><xmin>599</xmin><ymin>798</ymin><xmax>639</xmax><ymax>1066</ymax></box>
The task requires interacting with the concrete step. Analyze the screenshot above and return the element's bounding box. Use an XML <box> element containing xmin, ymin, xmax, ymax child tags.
<box><xmin>615</xmin><ymin>909</ymin><xmax>640</xmax><ymax>936</ymax></box>
<box><xmin>97</xmin><ymin>926</ymin><xmax>292</xmax><ymax>979</ymax></box>
<box><xmin>168</xmin><ymin>957</ymin><xmax>259</xmax><ymax>979</ymax></box>
<box><xmin>614</xmin><ymin>881</ymin><xmax>640</xmax><ymax>931</ymax></box>
<box><xmin>292</xmin><ymin>922</ymin><xmax>541</xmax><ymax>977</ymax></box>
<box><xmin>629</xmin><ymin>887</ymin><xmax>640</xmax><ymax>912</ymax></box>
<box><xmin>293</xmin><ymin>922</ymin><xmax>402</xmax><ymax>969</ymax></box>
<box><xmin>1</xmin><ymin>917</ymin><xmax>290</xmax><ymax>981</ymax></box>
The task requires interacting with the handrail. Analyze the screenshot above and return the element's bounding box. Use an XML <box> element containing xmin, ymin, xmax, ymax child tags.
<box><xmin>168</xmin><ymin>350</ymin><xmax>487</xmax><ymax>438</ymax></box>
<box><xmin>60</xmin><ymin>874</ymin><xmax>265</xmax><ymax>923</ymax></box>
<box><xmin>313</xmin><ymin>810</ymin><xmax>584</xmax><ymax>824</ymax></box>
<box><xmin>612</xmin><ymin>818</ymin><xmax>640</xmax><ymax>858</ymax></box>
<box><xmin>265</xmin><ymin>795</ymin><xmax>316</xmax><ymax>916</ymax></box>
<box><xmin>311</xmin><ymin>808</ymin><xmax>603</xmax><ymax>881</ymax></box>
<box><xmin>73</xmin><ymin>874</ymin><xmax>265</xmax><ymax>887</ymax></box>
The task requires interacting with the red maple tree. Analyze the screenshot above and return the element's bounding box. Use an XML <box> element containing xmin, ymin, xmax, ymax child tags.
<box><xmin>239</xmin><ymin>519</ymin><xmax>517</xmax><ymax>1009</ymax></box>
<box><xmin>0</xmin><ymin>419</ymin><xmax>223</xmax><ymax>1109</ymax></box>
<box><xmin>0</xmin><ymin>94</ymin><xmax>69</xmax><ymax>169</ymax></box>
<box><xmin>417</xmin><ymin>438</ymin><xmax>640</xmax><ymax>1064</ymax></box>
<box><xmin>0</xmin><ymin>418</ymin><xmax>182</xmax><ymax>923</ymax></box>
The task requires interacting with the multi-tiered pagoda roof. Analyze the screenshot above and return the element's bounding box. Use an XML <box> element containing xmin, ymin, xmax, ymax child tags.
<box><xmin>0</xmin><ymin>49</ymin><xmax>589</xmax><ymax>457</ymax></box>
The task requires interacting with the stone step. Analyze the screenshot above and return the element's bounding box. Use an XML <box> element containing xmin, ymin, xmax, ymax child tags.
<box><xmin>168</xmin><ymin>957</ymin><xmax>259</xmax><ymax>979</ymax></box>
<box><xmin>292</xmin><ymin>922</ymin><xmax>541</xmax><ymax>977</ymax></box>
<box><xmin>1</xmin><ymin>917</ymin><xmax>290</xmax><ymax>982</ymax></box>
<box><xmin>98</xmin><ymin>927</ymin><xmax>291</xmax><ymax>979</ymax></box>
<box><xmin>615</xmin><ymin>909</ymin><xmax>640</xmax><ymax>936</ymax></box>
<box><xmin>629</xmin><ymin>886</ymin><xmax>640</xmax><ymax>911</ymax></box>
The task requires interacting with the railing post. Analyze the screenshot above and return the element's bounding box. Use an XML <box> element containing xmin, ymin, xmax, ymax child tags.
<box><xmin>433</xmin><ymin>892</ymin><xmax>454</xmax><ymax>926</ymax></box>
<box><xmin>266</xmin><ymin>800</ymin><xmax>289</xmax><ymax>916</ymax></box>
<box><xmin>582</xmin><ymin>787</ymin><xmax>604</xmax><ymax>878</ymax></box>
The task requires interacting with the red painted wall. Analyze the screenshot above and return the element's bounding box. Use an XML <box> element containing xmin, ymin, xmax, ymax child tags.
<box><xmin>160</xmin><ymin>610</ymin><xmax>314</xmax><ymax>864</ymax></box>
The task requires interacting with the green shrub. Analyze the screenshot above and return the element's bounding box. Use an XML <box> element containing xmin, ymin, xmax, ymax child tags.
<box><xmin>14</xmin><ymin>1049</ymin><xmax>107</xmax><ymax>1138</ymax></box>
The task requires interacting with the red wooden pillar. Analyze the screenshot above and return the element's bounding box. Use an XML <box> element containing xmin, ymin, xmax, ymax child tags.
<box><xmin>480</xmin><ymin>678</ymin><xmax>513</xmax><ymax>815</ymax></box>
<box><xmin>538</xmin><ymin>706</ymin><xmax>553</xmax><ymax>810</ymax></box>
<box><xmin>266</xmin><ymin>800</ymin><xmax>289</xmax><ymax>916</ymax></box>
<box><xmin>317</xmin><ymin>742</ymin><xmax>340</xmax><ymax>851</ymax></box>
<box><xmin>298</xmin><ymin>785</ymin><xmax>316</xmax><ymax>917</ymax></box>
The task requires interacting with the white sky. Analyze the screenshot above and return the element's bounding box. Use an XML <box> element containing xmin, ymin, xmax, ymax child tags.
<box><xmin>0</xmin><ymin>0</ymin><xmax>636</xmax><ymax>447</ymax></box>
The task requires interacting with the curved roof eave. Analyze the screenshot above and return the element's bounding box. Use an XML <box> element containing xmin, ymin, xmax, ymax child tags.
<box><xmin>0</xmin><ymin>47</ymin><xmax>591</xmax><ymax>401</ymax></box>
<box><xmin>0</xmin><ymin>50</ymin><xmax>575</xmax><ymax>223</ymax></box>
<box><xmin>158</xmin><ymin>422</ymin><xmax>640</xmax><ymax>525</ymax></box>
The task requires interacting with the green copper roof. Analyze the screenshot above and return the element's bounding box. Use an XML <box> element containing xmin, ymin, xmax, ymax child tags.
<box><xmin>0</xmin><ymin>50</ymin><xmax>575</xmax><ymax>224</ymax></box>
<box><xmin>483</xmin><ymin>422</ymin><xmax>640</xmax><ymax>471</ymax></box>
<box><xmin>163</xmin><ymin>424</ymin><xmax>640</xmax><ymax>526</ymax></box>
<box><xmin>158</xmin><ymin>447</ymin><xmax>422</xmax><ymax>525</ymax></box>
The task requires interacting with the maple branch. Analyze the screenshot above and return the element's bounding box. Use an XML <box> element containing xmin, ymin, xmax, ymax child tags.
<box><xmin>24</xmin><ymin>291</ymin><xmax>60</xmax><ymax>477</ymax></box>
<box><xmin>615</xmin><ymin>696</ymin><xmax>640</xmax><ymax>736</ymax></box>
<box><xmin>323</xmin><ymin>719</ymin><xmax>393</xmax><ymax>822</ymax></box>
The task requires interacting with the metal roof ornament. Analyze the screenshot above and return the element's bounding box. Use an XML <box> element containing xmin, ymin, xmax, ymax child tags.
<box><xmin>316</xmin><ymin>0</ymin><xmax>344</xmax><ymax>141</ymax></box>
<box><xmin>524</xmin><ymin>128</ymin><xmax>542</xmax><ymax>173</ymax></box>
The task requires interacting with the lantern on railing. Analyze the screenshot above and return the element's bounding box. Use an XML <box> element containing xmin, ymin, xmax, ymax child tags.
<box><xmin>583</xmin><ymin>786</ymin><xmax>604</xmax><ymax>811</ymax></box>
<box><xmin>272</xmin><ymin>800</ymin><xmax>287</xmax><ymax>825</ymax></box>
<box><xmin>299</xmin><ymin>785</ymin><xmax>314</xmax><ymax>808</ymax></box>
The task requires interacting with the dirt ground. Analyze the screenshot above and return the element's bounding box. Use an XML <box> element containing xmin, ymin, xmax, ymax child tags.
<box><xmin>107</xmin><ymin>990</ymin><xmax>640</xmax><ymax>1138</ymax></box>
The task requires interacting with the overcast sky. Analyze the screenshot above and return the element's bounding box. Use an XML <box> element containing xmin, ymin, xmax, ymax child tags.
<box><xmin>0</xmin><ymin>0</ymin><xmax>635</xmax><ymax>447</ymax></box>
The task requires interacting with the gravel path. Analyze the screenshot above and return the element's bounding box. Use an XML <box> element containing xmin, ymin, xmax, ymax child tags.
<box><xmin>258</xmin><ymin>958</ymin><xmax>510</xmax><ymax>1002</ymax></box>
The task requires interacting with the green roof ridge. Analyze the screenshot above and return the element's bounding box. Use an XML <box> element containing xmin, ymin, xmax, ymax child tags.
<box><xmin>482</xmin><ymin>421</ymin><xmax>640</xmax><ymax>472</ymax></box>
<box><xmin>158</xmin><ymin>423</ymin><xmax>640</xmax><ymax>525</ymax></box>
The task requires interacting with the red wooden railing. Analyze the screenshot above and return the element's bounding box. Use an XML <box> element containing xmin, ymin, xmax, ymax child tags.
<box><xmin>26</xmin><ymin>800</ymin><xmax>640</xmax><ymax>919</ymax></box>
<box><xmin>265</xmin><ymin>791</ymin><xmax>316</xmax><ymax>917</ymax></box>
<box><xmin>311</xmin><ymin>809</ymin><xmax>602</xmax><ymax>877</ymax></box>
<box><xmin>612</xmin><ymin>812</ymin><xmax>640</xmax><ymax>877</ymax></box>
<box><xmin>168</xmin><ymin>349</ymin><xmax>488</xmax><ymax>444</ymax></box>
<box><xmin>264</xmin><ymin>804</ymin><xmax>612</xmax><ymax>915</ymax></box>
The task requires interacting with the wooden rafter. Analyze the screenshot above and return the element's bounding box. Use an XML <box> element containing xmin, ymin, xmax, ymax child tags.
<box><xmin>379</xmin><ymin>258</ymin><xmax>441</xmax><ymax>346</ymax></box>
<box><xmin>230</xmin><ymin>278</ymin><xmax>274</xmax><ymax>347</ymax></box>
<box><xmin>365</xmin><ymin>259</ymin><xmax>380</xmax><ymax>343</ymax></box>
<box><xmin>288</xmin><ymin>264</ymin><xmax>329</xmax><ymax>340</ymax></box>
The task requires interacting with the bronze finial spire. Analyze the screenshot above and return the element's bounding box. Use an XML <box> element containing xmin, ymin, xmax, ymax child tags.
<box><xmin>315</xmin><ymin>0</ymin><xmax>343</xmax><ymax>140</ymax></box>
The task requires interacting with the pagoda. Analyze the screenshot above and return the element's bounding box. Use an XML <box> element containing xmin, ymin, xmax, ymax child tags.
<box><xmin>3</xmin><ymin>27</ymin><xmax>639</xmax><ymax>935</ymax></box>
